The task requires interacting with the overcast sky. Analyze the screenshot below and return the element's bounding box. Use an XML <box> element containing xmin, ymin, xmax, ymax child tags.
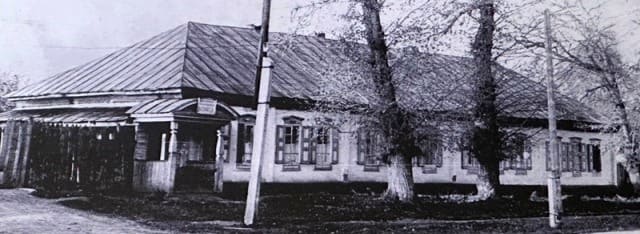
<box><xmin>1</xmin><ymin>0</ymin><xmax>638</xmax><ymax>84</ymax></box>
<box><xmin>0</xmin><ymin>0</ymin><xmax>306</xmax><ymax>82</ymax></box>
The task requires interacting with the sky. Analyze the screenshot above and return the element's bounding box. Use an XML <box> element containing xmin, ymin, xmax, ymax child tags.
<box><xmin>0</xmin><ymin>0</ymin><xmax>638</xmax><ymax>85</ymax></box>
<box><xmin>0</xmin><ymin>0</ymin><xmax>304</xmax><ymax>82</ymax></box>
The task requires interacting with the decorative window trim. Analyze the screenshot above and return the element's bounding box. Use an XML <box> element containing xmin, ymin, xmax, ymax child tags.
<box><xmin>282</xmin><ymin>116</ymin><xmax>304</xmax><ymax>125</ymax></box>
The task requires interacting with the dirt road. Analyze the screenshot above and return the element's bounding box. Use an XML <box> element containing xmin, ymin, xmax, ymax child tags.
<box><xmin>0</xmin><ymin>189</ymin><xmax>166</xmax><ymax>234</ymax></box>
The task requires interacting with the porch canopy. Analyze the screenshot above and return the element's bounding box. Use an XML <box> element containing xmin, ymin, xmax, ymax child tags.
<box><xmin>126</xmin><ymin>98</ymin><xmax>237</xmax><ymax>124</ymax></box>
<box><xmin>0</xmin><ymin>108</ymin><xmax>129</xmax><ymax>124</ymax></box>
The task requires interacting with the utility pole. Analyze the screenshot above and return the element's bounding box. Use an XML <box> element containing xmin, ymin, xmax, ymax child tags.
<box><xmin>545</xmin><ymin>9</ymin><xmax>562</xmax><ymax>229</ymax></box>
<box><xmin>244</xmin><ymin>0</ymin><xmax>272</xmax><ymax>226</ymax></box>
<box><xmin>252</xmin><ymin>0</ymin><xmax>271</xmax><ymax>108</ymax></box>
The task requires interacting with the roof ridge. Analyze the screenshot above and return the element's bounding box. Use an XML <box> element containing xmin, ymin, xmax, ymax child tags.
<box><xmin>177</xmin><ymin>22</ymin><xmax>193</xmax><ymax>93</ymax></box>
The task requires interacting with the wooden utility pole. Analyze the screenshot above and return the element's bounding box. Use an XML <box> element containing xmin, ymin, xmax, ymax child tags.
<box><xmin>252</xmin><ymin>0</ymin><xmax>272</xmax><ymax>108</ymax></box>
<box><xmin>244</xmin><ymin>0</ymin><xmax>272</xmax><ymax>226</ymax></box>
<box><xmin>545</xmin><ymin>9</ymin><xmax>562</xmax><ymax>229</ymax></box>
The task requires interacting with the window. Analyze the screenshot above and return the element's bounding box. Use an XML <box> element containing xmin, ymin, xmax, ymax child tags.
<box><xmin>219</xmin><ymin>124</ymin><xmax>231</xmax><ymax>162</ymax></box>
<box><xmin>545</xmin><ymin>137</ymin><xmax>601</xmax><ymax>173</ymax></box>
<box><xmin>236</xmin><ymin>115</ymin><xmax>255</xmax><ymax>169</ymax></box>
<box><xmin>501</xmin><ymin>134</ymin><xmax>532</xmax><ymax>171</ymax></box>
<box><xmin>416</xmin><ymin>136</ymin><xmax>443</xmax><ymax>168</ymax></box>
<box><xmin>589</xmin><ymin>139</ymin><xmax>602</xmax><ymax>172</ymax></box>
<box><xmin>313</xmin><ymin>127</ymin><xmax>339</xmax><ymax>170</ymax></box>
<box><xmin>274</xmin><ymin>117</ymin><xmax>339</xmax><ymax>171</ymax></box>
<box><xmin>357</xmin><ymin>130</ymin><xmax>384</xmax><ymax>171</ymax></box>
<box><xmin>275</xmin><ymin>116</ymin><xmax>304</xmax><ymax>171</ymax></box>
<box><xmin>460</xmin><ymin>137</ymin><xmax>478</xmax><ymax>170</ymax></box>
<box><xmin>283</xmin><ymin>125</ymin><xmax>301</xmax><ymax>165</ymax></box>
<box><xmin>315</xmin><ymin>127</ymin><xmax>331</xmax><ymax>167</ymax></box>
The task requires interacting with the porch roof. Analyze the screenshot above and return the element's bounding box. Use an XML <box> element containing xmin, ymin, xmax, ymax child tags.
<box><xmin>0</xmin><ymin>108</ymin><xmax>129</xmax><ymax>123</ymax></box>
<box><xmin>126</xmin><ymin>98</ymin><xmax>238</xmax><ymax>123</ymax></box>
<box><xmin>126</xmin><ymin>98</ymin><xmax>198</xmax><ymax>115</ymax></box>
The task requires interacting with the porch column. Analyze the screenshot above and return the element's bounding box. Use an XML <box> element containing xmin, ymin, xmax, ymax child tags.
<box><xmin>214</xmin><ymin>130</ymin><xmax>224</xmax><ymax>193</ymax></box>
<box><xmin>167</xmin><ymin>121</ymin><xmax>179</xmax><ymax>192</ymax></box>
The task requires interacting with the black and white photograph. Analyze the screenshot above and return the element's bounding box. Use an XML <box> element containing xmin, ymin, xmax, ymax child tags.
<box><xmin>0</xmin><ymin>0</ymin><xmax>639</xmax><ymax>233</ymax></box>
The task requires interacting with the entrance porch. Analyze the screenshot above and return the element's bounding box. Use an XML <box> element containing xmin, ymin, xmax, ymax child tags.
<box><xmin>128</xmin><ymin>98</ymin><xmax>236</xmax><ymax>192</ymax></box>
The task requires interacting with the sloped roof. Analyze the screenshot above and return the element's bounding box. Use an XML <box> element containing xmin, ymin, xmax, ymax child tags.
<box><xmin>0</xmin><ymin>108</ymin><xmax>128</xmax><ymax>123</ymax></box>
<box><xmin>7</xmin><ymin>22</ymin><xmax>601</xmax><ymax>123</ymax></box>
<box><xmin>8</xmin><ymin>22</ymin><xmax>338</xmax><ymax>99</ymax></box>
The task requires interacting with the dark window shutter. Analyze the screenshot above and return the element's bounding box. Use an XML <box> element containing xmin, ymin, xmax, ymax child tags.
<box><xmin>558</xmin><ymin>142</ymin><xmax>569</xmax><ymax>171</ymax></box>
<box><xmin>586</xmin><ymin>144</ymin><xmax>592</xmax><ymax>172</ymax></box>
<box><xmin>525</xmin><ymin>140</ymin><xmax>532</xmax><ymax>170</ymax></box>
<box><xmin>331</xmin><ymin>128</ymin><xmax>339</xmax><ymax>164</ymax></box>
<box><xmin>309</xmin><ymin>128</ymin><xmax>317</xmax><ymax>164</ymax></box>
<box><xmin>275</xmin><ymin>126</ymin><xmax>285</xmax><ymax>164</ymax></box>
<box><xmin>236</xmin><ymin>123</ymin><xmax>245</xmax><ymax>164</ymax></box>
<box><xmin>435</xmin><ymin>140</ymin><xmax>443</xmax><ymax>167</ymax></box>
<box><xmin>301</xmin><ymin>126</ymin><xmax>313</xmax><ymax>164</ymax></box>
<box><xmin>592</xmin><ymin>144</ymin><xmax>601</xmax><ymax>172</ymax></box>
<box><xmin>356</xmin><ymin>130</ymin><xmax>365</xmax><ymax>165</ymax></box>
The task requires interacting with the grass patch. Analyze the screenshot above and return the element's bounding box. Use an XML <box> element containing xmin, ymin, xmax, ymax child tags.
<box><xmin>58</xmin><ymin>191</ymin><xmax>640</xmax><ymax>228</ymax></box>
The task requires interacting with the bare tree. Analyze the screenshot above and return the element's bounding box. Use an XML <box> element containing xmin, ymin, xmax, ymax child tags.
<box><xmin>0</xmin><ymin>72</ymin><xmax>20</xmax><ymax>111</ymax></box>
<box><xmin>468</xmin><ymin>0</ymin><xmax>502</xmax><ymax>199</ymax></box>
<box><xmin>293</xmin><ymin>0</ymin><xmax>441</xmax><ymax>201</ymax></box>
<box><xmin>542</xmin><ymin>1</ymin><xmax>640</xmax><ymax>193</ymax></box>
<box><xmin>359</xmin><ymin>0</ymin><xmax>421</xmax><ymax>201</ymax></box>
<box><xmin>293</xmin><ymin>0</ymin><xmax>554</xmax><ymax>200</ymax></box>
<box><xmin>422</xmin><ymin>0</ymin><xmax>546</xmax><ymax>199</ymax></box>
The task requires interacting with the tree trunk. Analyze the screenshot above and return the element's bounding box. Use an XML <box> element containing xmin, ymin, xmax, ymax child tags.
<box><xmin>476</xmin><ymin>159</ymin><xmax>500</xmax><ymax>199</ymax></box>
<box><xmin>360</xmin><ymin>0</ymin><xmax>416</xmax><ymax>201</ymax></box>
<box><xmin>470</xmin><ymin>0</ymin><xmax>501</xmax><ymax>199</ymax></box>
<box><xmin>384</xmin><ymin>154</ymin><xmax>414</xmax><ymax>201</ymax></box>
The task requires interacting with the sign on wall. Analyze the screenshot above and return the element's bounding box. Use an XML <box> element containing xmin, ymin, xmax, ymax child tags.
<box><xmin>197</xmin><ymin>98</ymin><xmax>217</xmax><ymax>115</ymax></box>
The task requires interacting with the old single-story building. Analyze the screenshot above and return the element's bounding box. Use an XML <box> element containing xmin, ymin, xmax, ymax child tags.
<box><xmin>0</xmin><ymin>22</ymin><xmax>619</xmax><ymax>193</ymax></box>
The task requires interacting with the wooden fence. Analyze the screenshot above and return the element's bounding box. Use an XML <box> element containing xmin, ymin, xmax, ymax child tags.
<box><xmin>0</xmin><ymin>121</ymin><xmax>136</xmax><ymax>194</ymax></box>
<box><xmin>0</xmin><ymin>120</ymin><xmax>33</xmax><ymax>187</ymax></box>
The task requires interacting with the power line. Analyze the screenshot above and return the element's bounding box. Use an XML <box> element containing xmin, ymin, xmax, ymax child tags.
<box><xmin>36</xmin><ymin>42</ymin><xmax>290</xmax><ymax>51</ymax></box>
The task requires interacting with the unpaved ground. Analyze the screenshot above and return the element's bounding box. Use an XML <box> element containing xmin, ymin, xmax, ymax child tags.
<box><xmin>1</xmin><ymin>188</ymin><xmax>639</xmax><ymax>233</ymax></box>
<box><xmin>0</xmin><ymin>189</ymin><xmax>166</xmax><ymax>234</ymax></box>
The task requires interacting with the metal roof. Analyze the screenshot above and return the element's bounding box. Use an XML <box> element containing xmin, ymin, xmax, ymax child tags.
<box><xmin>126</xmin><ymin>99</ymin><xmax>197</xmax><ymax>115</ymax></box>
<box><xmin>0</xmin><ymin>108</ymin><xmax>129</xmax><ymax>123</ymax></box>
<box><xmin>7</xmin><ymin>22</ymin><xmax>601</xmax><ymax>123</ymax></box>
<box><xmin>8</xmin><ymin>22</ymin><xmax>336</xmax><ymax>100</ymax></box>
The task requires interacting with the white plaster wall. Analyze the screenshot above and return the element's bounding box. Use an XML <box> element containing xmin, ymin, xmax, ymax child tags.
<box><xmin>222</xmin><ymin>106</ymin><xmax>618</xmax><ymax>186</ymax></box>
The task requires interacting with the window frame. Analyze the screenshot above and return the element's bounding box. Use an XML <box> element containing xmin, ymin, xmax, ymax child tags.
<box><xmin>314</xmin><ymin>126</ymin><xmax>334</xmax><ymax>170</ymax></box>
<box><xmin>281</xmin><ymin>116</ymin><xmax>304</xmax><ymax>171</ymax></box>
<box><xmin>357</xmin><ymin>129</ymin><xmax>384</xmax><ymax>171</ymax></box>
<box><xmin>236</xmin><ymin>115</ymin><xmax>256</xmax><ymax>170</ymax></box>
